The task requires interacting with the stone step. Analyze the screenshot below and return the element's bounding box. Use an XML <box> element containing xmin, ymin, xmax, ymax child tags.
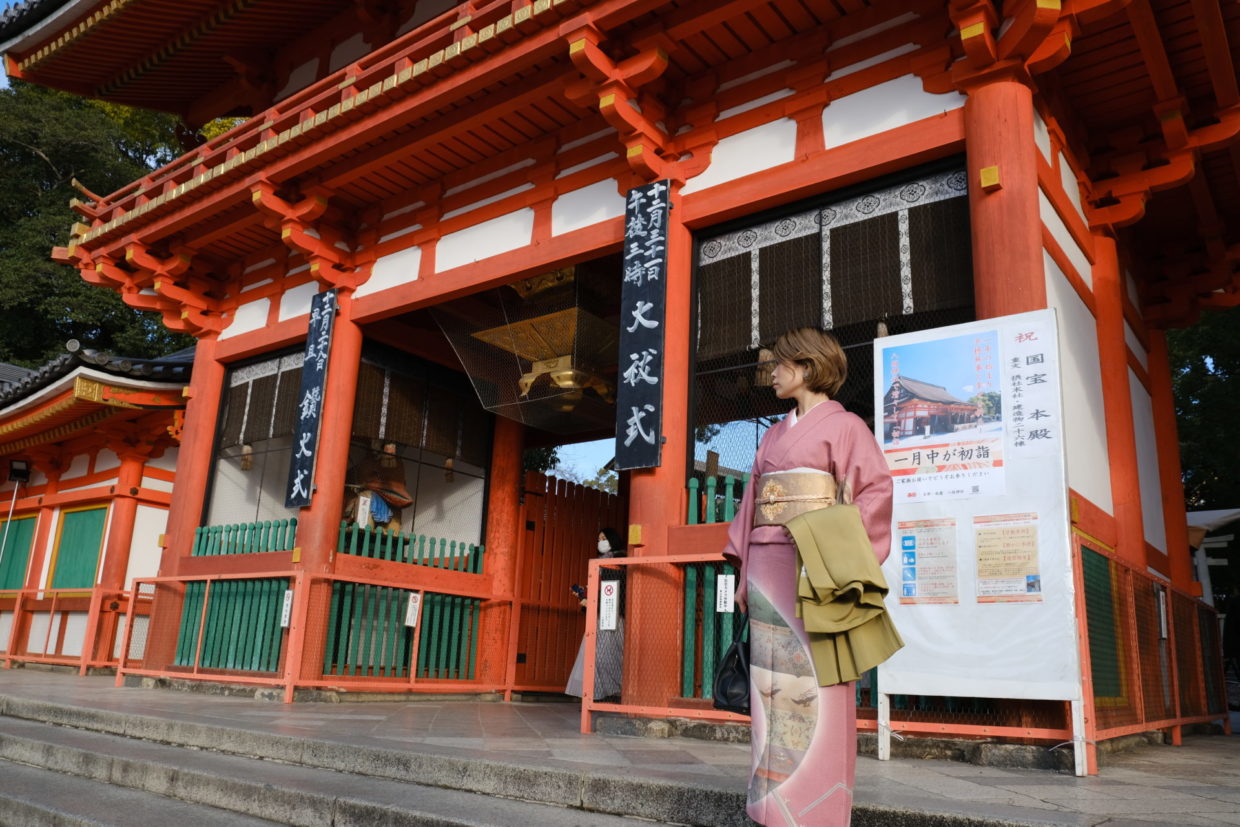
<box><xmin>0</xmin><ymin>757</ymin><xmax>282</xmax><ymax>827</ymax></box>
<box><xmin>0</xmin><ymin>714</ymin><xmax>663</xmax><ymax>826</ymax></box>
<box><xmin>0</xmin><ymin>694</ymin><xmax>747</xmax><ymax>826</ymax></box>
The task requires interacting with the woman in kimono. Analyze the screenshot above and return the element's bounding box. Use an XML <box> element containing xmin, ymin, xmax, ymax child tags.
<box><xmin>724</xmin><ymin>328</ymin><xmax>893</xmax><ymax>827</ymax></box>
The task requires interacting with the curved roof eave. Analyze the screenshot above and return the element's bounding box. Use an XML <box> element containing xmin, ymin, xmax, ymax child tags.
<box><xmin>0</xmin><ymin>0</ymin><xmax>94</xmax><ymax>61</ymax></box>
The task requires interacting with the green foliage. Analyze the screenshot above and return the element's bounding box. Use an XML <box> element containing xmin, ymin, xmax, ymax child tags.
<box><xmin>967</xmin><ymin>391</ymin><xmax>1001</xmax><ymax>420</ymax></box>
<box><xmin>0</xmin><ymin>80</ymin><xmax>193</xmax><ymax>366</ymax></box>
<box><xmin>1167</xmin><ymin>306</ymin><xmax>1240</xmax><ymax>510</ymax></box>
<box><xmin>522</xmin><ymin>445</ymin><xmax>560</xmax><ymax>474</ymax></box>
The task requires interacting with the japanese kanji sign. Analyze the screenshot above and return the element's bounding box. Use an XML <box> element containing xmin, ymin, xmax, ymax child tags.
<box><xmin>284</xmin><ymin>288</ymin><xmax>337</xmax><ymax>508</ymax></box>
<box><xmin>615</xmin><ymin>180</ymin><xmax>670</xmax><ymax>470</ymax></box>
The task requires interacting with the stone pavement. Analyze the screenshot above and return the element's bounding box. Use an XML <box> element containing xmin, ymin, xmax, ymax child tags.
<box><xmin>0</xmin><ymin>667</ymin><xmax>1237</xmax><ymax>826</ymax></box>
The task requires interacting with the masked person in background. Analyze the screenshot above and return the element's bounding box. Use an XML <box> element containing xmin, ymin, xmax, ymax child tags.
<box><xmin>565</xmin><ymin>528</ymin><xmax>625</xmax><ymax>701</ymax></box>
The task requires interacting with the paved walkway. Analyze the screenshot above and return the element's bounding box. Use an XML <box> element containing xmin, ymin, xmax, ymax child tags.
<box><xmin>0</xmin><ymin>668</ymin><xmax>1237</xmax><ymax>825</ymax></box>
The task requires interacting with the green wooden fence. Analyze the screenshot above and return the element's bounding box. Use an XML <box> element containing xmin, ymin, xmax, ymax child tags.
<box><xmin>322</xmin><ymin>582</ymin><xmax>482</xmax><ymax>681</ymax></box>
<box><xmin>687</xmin><ymin>474</ymin><xmax>750</xmax><ymax>525</ymax></box>
<box><xmin>192</xmin><ymin>519</ymin><xmax>297</xmax><ymax>556</ymax></box>
<box><xmin>336</xmin><ymin>523</ymin><xmax>484</xmax><ymax>573</ymax></box>
<box><xmin>681</xmin><ymin>560</ymin><xmax>742</xmax><ymax>699</ymax></box>
<box><xmin>174</xmin><ymin>578</ymin><xmax>286</xmax><ymax>672</ymax></box>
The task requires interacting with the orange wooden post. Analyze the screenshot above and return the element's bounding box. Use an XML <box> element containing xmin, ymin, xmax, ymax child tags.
<box><xmin>1093</xmin><ymin>234</ymin><xmax>1146</xmax><ymax>568</ymax></box>
<box><xmin>82</xmin><ymin>450</ymin><xmax>146</xmax><ymax>673</ymax></box>
<box><xmin>623</xmin><ymin>183</ymin><xmax>691</xmax><ymax>707</ymax></box>
<box><xmin>478</xmin><ymin>416</ymin><xmax>524</xmax><ymax>695</ymax></box>
<box><xmin>144</xmin><ymin>332</ymin><xmax>226</xmax><ymax>670</ymax></box>
<box><xmin>1146</xmin><ymin>331</ymin><xmax>1195</xmax><ymax>591</ymax></box>
<box><xmin>964</xmin><ymin>77</ymin><xmax>1047</xmax><ymax>318</ymax></box>
<box><xmin>288</xmin><ymin>291</ymin><xmax>364</xmax><ymax>688</ymax></box>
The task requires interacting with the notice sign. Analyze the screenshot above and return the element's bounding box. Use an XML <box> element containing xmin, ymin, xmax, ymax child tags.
<box><xmin>405</xmin><ymin>592</ymin><xmax>422</xmax><ymax>627</ymax></box>
<box><xmin>599</xmin><ymin>580</ymin><xmax>620</xmax><ymax>631</ymax></box>
<box><xmin>897</xmin><ymin>518</ymin><xmax>958</xmax><ymax>605</ymax></box>
<box><xmin>716</xmin><ymin>573</ymin><xmax>736</xmax><ymax>613</ymax></box>
<box><xmin>280</xmin><ymin>589</ymin><xmax>294</xmax><ymax>628</ymax></box>
<box><xmin>974</xmin><ymin>513</ymin><xmax>1042</xmax><ymax>603</ymax></box>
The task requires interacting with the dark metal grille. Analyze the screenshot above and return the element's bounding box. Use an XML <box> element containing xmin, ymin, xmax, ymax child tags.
<box><xmin>692</xmin><ymin>165</ymin><xmax>975</xmax><ymax>475</ymax></box>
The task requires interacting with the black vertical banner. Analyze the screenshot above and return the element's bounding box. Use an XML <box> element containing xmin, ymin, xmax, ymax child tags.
<box><xmin>615</xmin><ymin>180</ymin><xmax>670</xmax><ymax>471</ymax></box>
<box><xmin>285</xmin><ymin>288</ymin><xmax>338</xmax><ymax>508</ymax></box>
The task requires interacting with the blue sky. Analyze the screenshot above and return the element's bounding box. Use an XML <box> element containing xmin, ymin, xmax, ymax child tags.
<box><xmin>880</xmin><ymin>329</ymin><xmax>1000</xmax><ymax>400</ymax></box>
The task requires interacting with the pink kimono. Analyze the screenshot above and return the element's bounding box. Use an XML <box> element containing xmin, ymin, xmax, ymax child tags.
<box><xmin>723</xmin><ymin>400</ymin><xmax>893</xmax><ymax>827</ymax></box>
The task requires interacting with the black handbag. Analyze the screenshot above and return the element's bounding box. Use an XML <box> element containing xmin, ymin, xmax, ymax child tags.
<box><xmin>712</xmin><ymin>617</ymin><xmax>750</xmax><ymax>714</ymax></box>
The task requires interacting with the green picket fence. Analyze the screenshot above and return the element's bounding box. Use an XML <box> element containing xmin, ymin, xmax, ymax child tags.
<box><xmin>174</xmin><ymin>578</ymin><xmax>286</xmax><ymax>672</ymax></box>
<box><xmin>322</xmin><ymin>581</ymin><xmax>482</xmax><ymax>681</ymax></box>
<box><xmin>681</xmin><ymin>560</ymin><xmax>742</xmax><ymax>699</ymax></box>
<box><xmin>192</xmin><ymin>519</ymin><xmax>297</xmax><ymax>556</ymax></box>
<box><xmin>686</xmin><ymin>474</ymin><xmax>750</xmax><ymax>525</ymax></box>
<box><xmin>337</xmin><ymin>523</ymin><xmax>484</xmax><ymax>573</ymax></box>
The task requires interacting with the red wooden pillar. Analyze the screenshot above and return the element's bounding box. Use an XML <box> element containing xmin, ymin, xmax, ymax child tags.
<box><xmin>479</xmin><ymin>416</ymin><xmax>524</xmax><ymax>693</ymax></box>
<box><xmin>964</xmin><ymin>76</ymin><xmax>1046</xmax><ymax>318</ymax></box>
<box><xmin>287</xmin><ymin>290</ymin><xmax>364</xmax><ymax>687</ymax></box>
<box><xmin>624</xmin><ymin>183</ymin><xmax>691</xmax><ymax>706</ymax></box>
<box><xmin>1146</xmin><ymin>331</ymin><xmax>1194</xmax><ymax>590</ymax></box>
<box><xmin>144</xmin><ymin>333</ymin><xmax>225</xmax><ymax>669</ymax></box>
<box><xmin>83</xmin><ymin>450</ymin><xmax>145</xmax><ymax>670</ymax></box>
<box><xmin>1093</xmin><ymin>234</ymin><xmax>1145</xmax><ymax>567</ymax></box>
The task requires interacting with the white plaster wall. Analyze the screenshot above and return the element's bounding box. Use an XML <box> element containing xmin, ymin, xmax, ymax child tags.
<box><xmin>62</xmin><ymin>455</ymin><xmax>89</xmax><ymax>481</ymax></box>
<box><xmin>1129</xmin><ymin>373</ymin><xmax>1166</xmax><ymax>553</ymax></box>
<box><xmin>1125</xmin><ymin>321</ymin><xmax>1148</xmax><ymax>371</ymax></box>
<box><xmin>681</xmin><ymin>118</ymin><xmax>798</xmax><ymax>194</ymax></box>
<box><xmin>60</xmin><ymin>612</ymin><xmax>88</xmax><ymax>656</ymax></box>
<box><xmin>35</xmin><ymin>507</ymin><xmax>59</xmax><ymax>588</ymax></box>
<box><xmin>823</xmin><ymin>75</ymin><xmax>965</xmax><ymax>149</ymax></box>
<box><xmin>94</xmin><ymin>449</ymin><xmax>120</xmax><ymax>473</ymax></box>
<box><xmin>412</xmin><ymin>461</ymin><xmax>485</xmax><ymax>547</ymax></box>
<box><xmin>1039</xmin><ymin>189</ymin><xmax>1092</xmax><ymax>287</ymax></box>
<box><xmin>435</xmin><ymin>208</ymin><xmax>535</xmax><ymax>272</ymax></box>
<box><xmin>57</xmin><ymin>476</ymin><xmax>117</xmax><ymax>494</ymax></box>
<box><xmin>147</xmin><ymin>448</ymin><xmax>178</xmax><ymax>473</ymax></box>
<box><xmin>142</xmin><ymin>477</ymin><xmax>174</xmax><ymax>493</ymax></box>
<box><xmin>25</xmin><ymin>612</ymin><xmax>50</xmax><ymax>653</ymax></box>
<box><xmin>356</xmin><ymin>245</ymin><xmax>422</xmax><ymax>297</ymax></box>
<box><xmin>1057</xmin><ymin>152</ymin><xmax>1085</xmax><ymax>223</ymax></box>
<box><xmin>1124</xmin><ymin>270</ymin><xmax>1140</xmax><ymax>308</ymax></box>
<box><xmin>0</xmin><ymin>612</ymin><xmax>10</xmax><ymax>652</ymax></box>
<box><xmin>278</xmin><ymin>281</ymin><xmax>320</xmax><ymax>321</ymax></box>
<box><xmin>329</xmin><ymin>33</ymin><xmax>367</xmax><ymax>73</ymax></box>
<box><xmin>125</xmin><ymin>504</ymin><xmax>168</xmax><ymax>587</ymax></box>
<box><xmin>1033</xmin><ymin>108</ymin><xmax>1052</xmax><ymax>164</ymax></box>
<box><xmin>551</xmin><ymin>180</ymin><xmax>626</xmax><ymax>236</ymax></box>
<box><xmin>221</xmin><ymin>298</ymin><xmax>270</xmax><ymax>340</ymax></box>
<box><xmin>277</xmin><ymin>59</ymin><xmax>318</xmax><ymax>101</ymax></box>
<box><xmin>1044</xmin><ymin>251</ymin><xmax>1113</xmax><ymax>514</ymax></box>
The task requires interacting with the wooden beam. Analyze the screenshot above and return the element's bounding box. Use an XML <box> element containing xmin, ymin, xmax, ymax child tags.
<box><xmin>1189</xmin><ymin>0</ymin><xmax>1240</xmax><ymax>110</ymax></box>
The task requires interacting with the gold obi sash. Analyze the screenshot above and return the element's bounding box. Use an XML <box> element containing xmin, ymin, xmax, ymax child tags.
<box><xmin>753</xmin><ymin>473</ymin><xmax>838</xmax><ymax>526</ymax></box>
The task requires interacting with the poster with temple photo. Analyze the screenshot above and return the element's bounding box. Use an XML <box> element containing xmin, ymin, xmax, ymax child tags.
<box><xmin>878</xmin><ymin>329</ymin><xmax>1004</xmax><ymax>501</ymax></box>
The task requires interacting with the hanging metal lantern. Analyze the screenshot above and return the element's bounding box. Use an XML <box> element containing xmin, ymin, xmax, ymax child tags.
<box><xmin>430</xmin><ymin>260</ymin><xmax>621</xmax><ymax>434</ymax></box>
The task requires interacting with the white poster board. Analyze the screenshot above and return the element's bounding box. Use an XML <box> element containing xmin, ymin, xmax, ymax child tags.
<box><xmin>873</xmin><ymin>310</ymin><xmax>1084</xmax><ymax>769</ymax></box>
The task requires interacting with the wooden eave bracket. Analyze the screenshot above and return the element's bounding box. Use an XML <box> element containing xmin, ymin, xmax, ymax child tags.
<box><xmin>949</xmin><ymin>0</ymin><xmax>1075</xmax><ymax>86</ymax></box>
<box><xmin>251</xmin><ymin>182</ymin><xmax>364</xmax><ymax>289</ymax></box>
<box><xmin>564</xmin><ymin>28</ymin><xmax>675</xmax><ymax>181</ymax></box>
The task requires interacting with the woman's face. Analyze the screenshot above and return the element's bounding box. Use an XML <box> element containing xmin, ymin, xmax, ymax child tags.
<box><xmin>770</xmin><ymin>360</ymin><xmax>805</xmax><ymax>400</ymax></box>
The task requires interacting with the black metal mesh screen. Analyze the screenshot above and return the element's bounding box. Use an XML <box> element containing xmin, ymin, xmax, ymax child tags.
<box><xmin>431</xmin><ymin>256</ymin><xmax>622</xmax><ymax>434</ymax></box>
<box><xmin>692</xmin><ymin>166</ymin><xmax>975</xmax><ymax>475</ymax></box>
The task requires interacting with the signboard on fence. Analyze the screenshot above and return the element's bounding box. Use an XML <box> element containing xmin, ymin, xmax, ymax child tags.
<box><xmin>874</xmin><ymin>310</ymin><xmax>1081</xmax><ymax>702</ymax></box>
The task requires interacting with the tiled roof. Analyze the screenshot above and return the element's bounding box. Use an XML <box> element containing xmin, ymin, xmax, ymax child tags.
<box><xmin>0</xmin><ymin>0</ymin><xmax>68</xmax><ymax>41</ymax></box>
<box><xmin>0</xmin><ymin>341</ymin><xmax>192</xmax><ymax>408</ymax></box>
<box><xmin>894</xmin><ymin>376</ymin><xmax>969</xmax><ymax>405</ymax></box>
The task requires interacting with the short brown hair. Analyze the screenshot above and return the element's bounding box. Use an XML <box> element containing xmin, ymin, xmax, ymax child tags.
<box><xmin>771</xmin><ymin>327</ymin><xmax>847</xmax><ymax>397</ymax></box>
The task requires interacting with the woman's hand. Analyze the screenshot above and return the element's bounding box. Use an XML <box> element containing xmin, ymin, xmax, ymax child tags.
<box><xmin>735</xmin><ymin>590</ymin><xmax>747</xmax><ymax>614</ymax></box>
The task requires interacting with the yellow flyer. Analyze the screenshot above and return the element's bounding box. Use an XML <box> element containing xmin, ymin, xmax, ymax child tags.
<box><xmin>974</xmin><ymin>513</ymin><xmax>1041</xmax><ymax>603</ymax></box>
